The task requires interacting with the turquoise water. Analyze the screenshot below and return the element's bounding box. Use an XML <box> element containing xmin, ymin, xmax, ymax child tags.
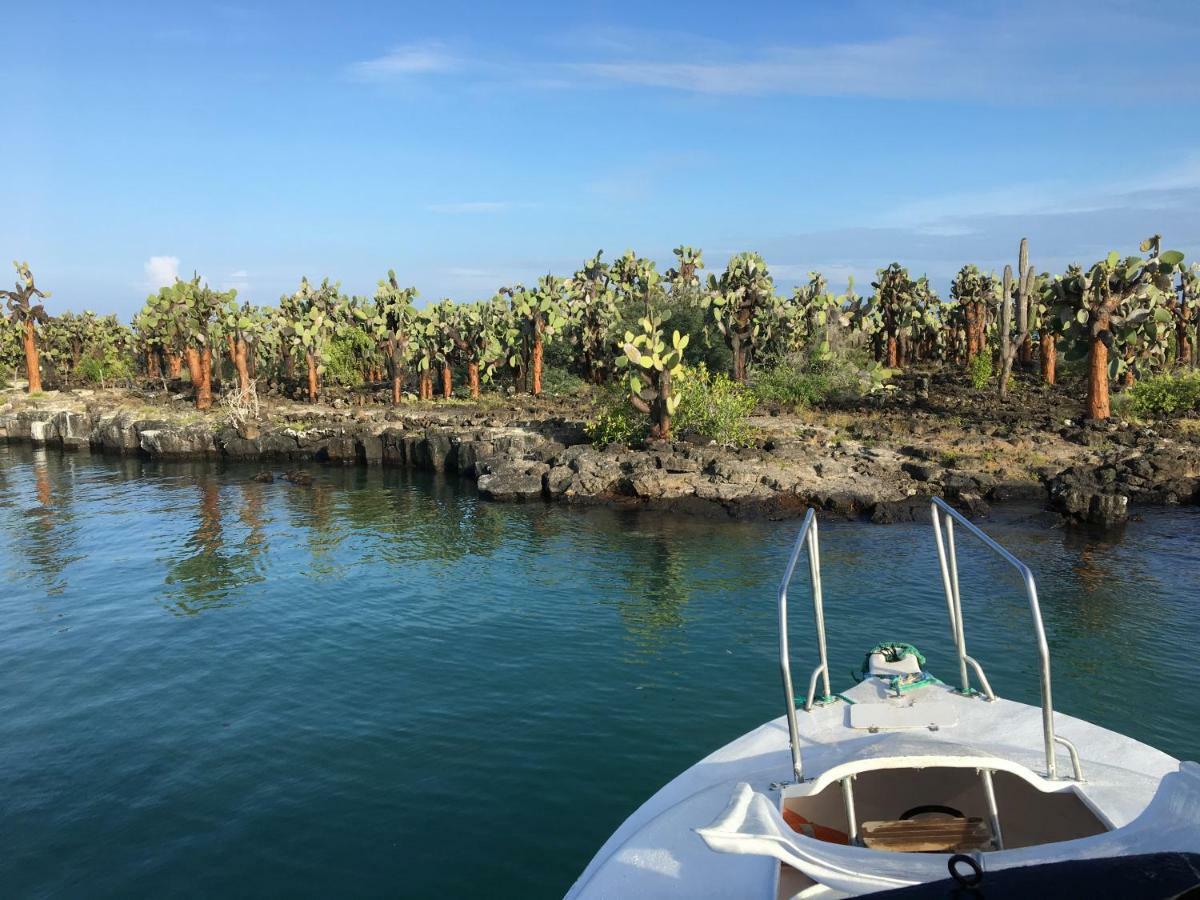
<box><xmin>1</xmin><ymin>443</ymin><xmax>1197</xmax><ymax>898</ymax></box>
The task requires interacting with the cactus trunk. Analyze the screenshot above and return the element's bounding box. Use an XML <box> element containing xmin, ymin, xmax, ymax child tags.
<box><xmin>147</xmin><ymin>347</ymin><xmax>161</xmax><ymax>379</ymax></box>
<box><xmin>467</xmin><ymin>362</ymin><xmax>480</xmax><ymax>399</ymax></box>
<box><xmin>441</xmin><ymin>364</ymin><xmax>452</xmax><ymax>399</ymax></box>
<box><xmin>391</xmin><ymin>375</ymin><xmax>403</xmax><ymax>404</ymax></box>
<box><xmin>532</xmin><ymin>332</ymin><xmax>543</xmax><ymax>395</ymax></box>
<box><xmin>650</xmin><ymin>367</ymin><xmax>672</xmax><ymax>441</ymax></box>
<box><xmin>305</xmin><ymin>351</ymin><xmax>318</xmax><ymax>403</ymax></box>
<box><xmin>185</xmin><ymin>347</ymin><xmax>208</xmax><ymax>409</ymax></box>
<box><xmin>1040</xmin><ymin>333</ymin><xmax>1056</xmax><ymax>385</ymax></box>
<box><xmin>167</xmin><ymin>352</ymin><xmax>182</xmax><ymax>379</ymax></box>
<box><xmin>234</xmin><ymin>338</ymin><xmax>251</xmax><ymax>401</ymax></box>
<box><xmin>200</xmin><ymin>348</ymin><xmax>213</xmax><ymax>408</ymax></box>
<box><xmin>1086</xmin><ymin>311</ymin><xmax>1111</xmax><ymax>420</ymax></box>
<box><xmin>885</xmin><ymin>333</ymin><xmax>898</xmax><ymax>368</ymax></box>
<box><xmin>22</xmin><ymin>319</ymin><xmax>41</xmax><ymax>393</ymax></box>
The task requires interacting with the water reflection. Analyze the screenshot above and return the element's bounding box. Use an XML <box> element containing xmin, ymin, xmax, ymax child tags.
<box><xmin>0</xmin><ymin>449</ymin><xmax>82</xmax><ymax>597</ymax></box>
<box><xmin>163</xmin><ymin>478</ymin><xmax>267</xmax><ymax>615</ymax></box>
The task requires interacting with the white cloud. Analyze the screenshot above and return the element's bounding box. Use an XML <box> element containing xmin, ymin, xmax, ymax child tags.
<box><xmin>344</xmin><ymin>9</ymin><xmax>1200</xmax><ymax>105</ymax></box>
<box><xmin>348</xmin><ymin>41</ymin><xmax>461</xmax><ymax>82</ymax></box>
<box><xmin>144</xmin><ymin>255</ymin><xmax>179</xmax><ymax>290</ymax></box>
<box><xmin>222</xmin><ymin>269</ymin><xmax>250</xmax><ymax>296</ymax></box>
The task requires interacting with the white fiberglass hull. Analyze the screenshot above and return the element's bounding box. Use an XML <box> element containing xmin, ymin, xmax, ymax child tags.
<box><xmin>565</xmin><ymin>677</ymin><xmax>1193</xmax><ymax>899</ymax></box>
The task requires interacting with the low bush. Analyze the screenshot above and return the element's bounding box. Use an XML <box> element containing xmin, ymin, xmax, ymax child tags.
<box><xmin>1124</xmin><ymin>372</ymin><xmax>1200</xmax><ymax>417</ymax></box>
<box><xmin>752</xmin><ymin>351</ymin><xmax>893</xmax><ymax>409</ymax></box>
<box><xmin>585</xmin><ymin>392</ymin><xmax>646</xmax><ymax>446</ymax></box>
<box><xmin>539</xmin><ymin>365</ymin><xmax>589</xmax><ymax>397</ymax></box>
<box><xmin>322</xmin><ymin>334</ymin><xmax>373</xmax><ymax>386</ymax></box>
<box><xmin>968</xmin><ymin>352</ymin><xmax>993</xmax><ymax>390</ymax></box>
<box><xmin>77</xmin><ymin>352</ymin><xmax>134</xmax><ymax>386</ymax></box>
<box><xmin>585</xmin><ymin>364</ymin><xmax>755</xmax><ymax>447</ymax></box>
<box><xmin>674</xmin><ymin>364</ymin><xmax>756</xmax><ymax>446</ymax></box>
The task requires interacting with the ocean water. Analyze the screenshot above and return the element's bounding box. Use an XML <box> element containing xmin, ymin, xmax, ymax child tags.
<box><xmin>0</xmin><ymin>443</ymin><xmax>1197</xmax><ymax>898</ymax></box>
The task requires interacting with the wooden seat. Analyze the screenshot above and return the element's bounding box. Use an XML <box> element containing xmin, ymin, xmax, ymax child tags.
<box><xmin>860</xmin><ymin>816</ymin><xmax>994</xmax><ymax>853</ymax></box>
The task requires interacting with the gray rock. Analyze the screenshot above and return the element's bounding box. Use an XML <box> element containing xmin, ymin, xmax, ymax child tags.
<box><xmin>477</xmin><ymin>461</ymin><xmax>549</xmax><ymax>502</ymax></box>
<box><xmin>901</xmin><ymin>461</ymin><xmax>937</xmax><ymax>482</ymax></box>
<box><xmin>357</xmin><ymin>433</ymin><xmax>383</xmax><ymax>465</ymax></box>
<box><xmin>544</xmin><ymin>465</ymin><xmax>573</xmax><ymax>496</ymax></box>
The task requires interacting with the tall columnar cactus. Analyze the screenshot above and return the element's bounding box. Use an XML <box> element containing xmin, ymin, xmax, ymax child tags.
<box><xmin>1</xmin><ymin>262</ymin><xmax>50</xmax><ymax>392</ymax></box>
<box><xmin>371</xmin><ymin>270</ymin><xmax>418</xmax><ymax>403</ymax></box>
<box><xmin>997</xmin><ymin>238</ymin><xmax>1035</xmax><ymax>398</ymax></box>
<box><xmin>705</xmin><ymin>252</ymin><xmax>774</xmax><ymax>383</ymax></box>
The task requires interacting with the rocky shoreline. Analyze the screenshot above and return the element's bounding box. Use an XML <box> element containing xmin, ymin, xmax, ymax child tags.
<box><xmin>2</xmin><ymin>388</ymin><xmax>1198</xmax><ymax>529</ymax></box>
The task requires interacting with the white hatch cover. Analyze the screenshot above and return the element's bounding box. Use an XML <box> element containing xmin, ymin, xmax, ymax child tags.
<box><xmin>849</xmin><ymin>700</ymin><xmax>958</xmax><ymax>730</ymax></box>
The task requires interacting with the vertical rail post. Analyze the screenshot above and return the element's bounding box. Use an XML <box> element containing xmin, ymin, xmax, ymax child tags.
<box><xmin>807</xmin><ymin>518</ymin><xmax>831</xmax><ymax>704</ymax></box>
<box><xmin>778</xmin><ymin>509</ymin><xmax>816</xmax><ymax>784</ymax></box>
<box><xmin>841</xmin><ymin>776</ymin><xmax>859</xmax><ymax>845</ymax></box>
<box><xmin>929</xmin><ymin>498</ymin><xmax>1076</xmax><ymax>781</ymax></box>
<box><xmin>945</xmin><ymin>518</ymin><xmax>971</xmax><ymax>694</ymax></box>
<box><xmin>979</xmin><ymin>768</ymin><xmax>1004</xmax><ymax>850</ymax></box>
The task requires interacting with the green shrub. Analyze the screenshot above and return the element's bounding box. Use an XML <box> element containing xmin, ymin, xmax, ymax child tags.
<box><xmin>752</xmin><ymin>351</ymin><xmax>892</xmax><ymax>409</ymax></box>
<box><xmin>754</xmin><ymin>366</ymin><xmax>835</xmax><ymax>408</ymax></box>
<box><xmin>540</xmin><ymin>365</ymin><xmax>588</xmax><ymax>397</ymax></box>
<box><xmin>77</xmin><ymin>352</ymin><xmax>134</xmax><ymax>386</ymax></box>
<box><xmin>585</xmin><ymin>365</ymin><xmax>755</xmax><ymax>447</ymax></box>
<box><xmin>674</xmin><ymin>364</ymin><xmax>756</xmax><ymax>446</ymax></box>
<box><xmin>1125</xmin><ymin>372</ymin><xmax>1200</xmax><ymax>417</ymax></box>
<box><xmin>322</xmin><ymin>334</ymin><xmax>372</xmax><ymax>386</ymax></box>
<box><xmin>585</xmin><ymin>394</ymin><xmax>647</xmax><ymax>447</ymax></box>
<box><xmin>968</xmin><ymin>352</ymin><xmax>993</xmax><ymax>390</ymax></box>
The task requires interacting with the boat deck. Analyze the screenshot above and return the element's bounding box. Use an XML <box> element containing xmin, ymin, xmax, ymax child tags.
<box><xmin>565</xmin><ymin>679</ymin><xmax>1181</xmax><ymax>899</ymax></box>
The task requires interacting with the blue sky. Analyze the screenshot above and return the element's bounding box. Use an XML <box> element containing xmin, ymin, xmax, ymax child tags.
<box><xmin>5</xmin><ymin>0</ymin><xmax>1200</xmax><ymax>318</ymax></box>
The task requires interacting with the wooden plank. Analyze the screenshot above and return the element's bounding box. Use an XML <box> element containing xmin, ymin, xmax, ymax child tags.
<box><xmin>860</xmin><ymin>817</ymin><xmax>993</xmax><ymax>853</ymax></box>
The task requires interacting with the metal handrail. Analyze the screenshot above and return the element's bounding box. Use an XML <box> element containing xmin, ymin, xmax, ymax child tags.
<box><xmin>777</xmin><ymin>502</ymin><xmax>1084</xmax><ymax>787</ymax></box>
<box><xmin>931</xmin><ymin>498</ymin><xmax>1083</xmax><ymax>781</ymax></box>
<box><xmin>777</xmin><ymin>508</ymin><xmax>830</xmax><ymax>784</ymax></box>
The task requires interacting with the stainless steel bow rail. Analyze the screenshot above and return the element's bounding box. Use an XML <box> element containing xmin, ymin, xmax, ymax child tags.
<box><xmin>777</xmin><ymin>500</ymin><xmax>1084</xmax><ymax>785</ymax></box>
<box><xmin>930</xmin><ymin>498</ymin><xmax>1082</xmax><ymax>781</ymax></box>
<box><xmin>777</xmin><ymin>508</ymin><xmax>829</xmax><ymax>784</ymax></box>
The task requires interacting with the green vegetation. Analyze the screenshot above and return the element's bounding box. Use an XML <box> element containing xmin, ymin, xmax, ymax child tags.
<box><xmin>968</xmin><ymin>351</ymin><xmax>993</xmax><ymax>390</ymax></box>
<box><xmin>6</xmin><ymin>236</ymin><xmax>1198</xmax><ymax>430</ymax></box>
<box><xmin>1123</xmin><ymin>372</ymin><xmax>1200</xmax><ymax>417</ymax></box>
<box><xmin>753</xmin><ymin>352</ymin><xmax>894</xmax><ymax>409</ymax></box>
<box><xmin>673</xmin><ymin>365</ymin><xmax>756</xmax><ymax>446</ymax></box>
<box><xmin>588</xmin><ymin>363</ymin><xmax>756</xmax><ymax>447</ymax></box>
